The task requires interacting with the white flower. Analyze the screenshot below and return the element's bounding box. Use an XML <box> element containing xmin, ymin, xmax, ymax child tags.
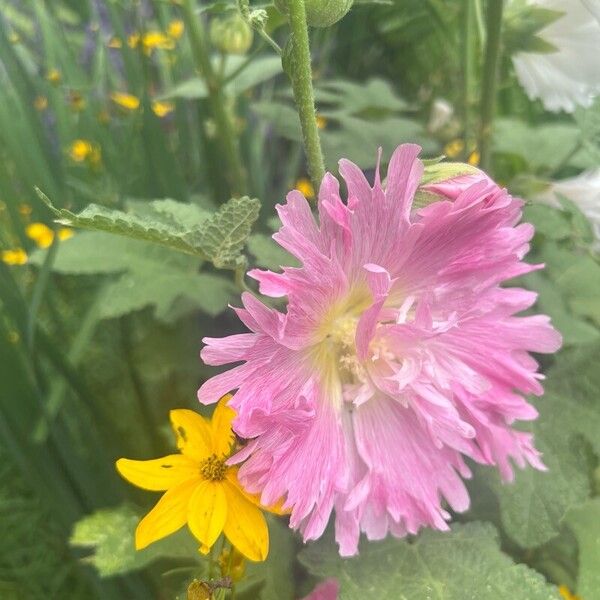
<box><xmin>427</xmin><ymin>98</ymin><xmax>454</xmax><ymax>133</ymax></box>
<box><xmin>512</xmin><ymin>0</ymin><xmax>600</xmax><ymax>112</ymax></box>
<box><xmin>537</xmin><ymin>169</ymin><xmax>600</xmax><ymax>240</ymax></box>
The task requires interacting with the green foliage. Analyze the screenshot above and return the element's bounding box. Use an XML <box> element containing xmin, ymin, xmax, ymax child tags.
<box><xmin>253</xmin><ymin>77</ymin><xmax>437</xmax><ymax>171</ymax></box>
<box><xmin>39</xmin><ymin>193</ymin><xmax>260</xmax><ymax>270</ymax></box>
<box><xmin>162</xmin><ymin>56</ymin><xmax>283</xmax><ymax>100</ymax></box>
<box><xmin>30</xmin><ymin>232</ymin><xmax>234</xmax><ymax>322</ymax></box>
<box><xmin>485</xmin><ymin>342</ymin><xmax>600</xmax><ymax>548</ymax></box>
<box><xmin>300</xmin><ymin>523</ymin><xmax>560</xmax><ymax>599</ymax></box>
<box><xmin>70</xmin><ymin>505</ymin><xmax>200</xmax><ymax>577</ymax></box>
<box><xmin>565</xmin><ymin>499</ymin><xmax>600</xmax><ymax>599</ymax></box>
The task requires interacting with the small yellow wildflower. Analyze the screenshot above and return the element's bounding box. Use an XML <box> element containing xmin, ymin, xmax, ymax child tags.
<box><xmin>34</xmin><ymin>96</ymin><xmax>48</xmax><ymax>111</ymax></box>
<box><xmin>110</xmin><ymin>91</ymin><xmax>140</xmax><ymax>111</ymax></box>
<box><xmin>69</xmin><ymin>139</ymin><xmax>93</xmax><ymax>162</ymax></box>
<box><xmin>444</xmin><ymin>138</ymin><xmax>465</xmax><ymax>159</ymax></box>
<box><xmin>46</xmin><ymin>68</ymin><xmax>61</xmax><ymax>84</ymax></box>
<box><xmin>26</xmin><ymin>222</ymin><xmax>54</xmax><ymax>249</ymax></box>
<box><xmin>295</xmin><ymin>177</ymin><xmax>315</xmax><ymax>199</ymax></box>
<box><xmin>116</xmin><ymin>395</ymin><xmax>282</xmax><ymax>561</ymax></box>
<box><xmin>2</xmin><ymin>248</ymin><xmax>28</xmax><ymax>265</ymax></box>
<box><xmin>129</xmin><ymin>31</ymin><xmax>175</xmax><ymax>53</ymax></box>
<box><xmin>468</xmin><ymin>150</ymin><xmax>480</xmax><ymax>167</ymax></box>
<box><xmin>8</xmin><ymin>31</ymin><xmax>20</xmax><ymax>44</ymax></box>
<box><xmin>151</xmin><ymin>100</ymin><xmax>174</xmax><ymax>118</ymax></box>
<box><xmin>58</xmin><ymin>228</ymin><xmax>74</xmax><ymax>241</ymax></box>
<box><xmin>316</xmin><ymin>114</ymin><xmax>327</xmax><ymax>130</ymax></box>
<box><xmin>168</xmin><ymin>19</ymin><xmax>185</xmax><ymax>40</ymax></box>
<box><xmin>143</xmin><ymin>31</ymin><xmax>175</xmax><ymax>50</ymax></box>
<box><xmin>558</xmin><ymin>585</ymin><xmax>580</xmax><ymax>600</ymax></box>
<box><xmin>7</xmin><ymin>330</ymin><xmax>20</xmax><ymax>344</ymax></box>
<box><xmin>108</xmin><ymin>36</ymin><xmax>123</xmax><ymax>49</ymax></box>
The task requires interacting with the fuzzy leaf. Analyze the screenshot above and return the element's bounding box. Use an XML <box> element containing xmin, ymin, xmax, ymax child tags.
<box><xmin>38</xmin><ymin>191</ymin><xmax>259</xmax><ymax>270</ymax></box>
<box><xmin>300</xmin><ymin>523</ymin><xmax>560</xmax><ymax>599</ymax></box>
<box><xmin>70</xmin><ymin>505</ymin><xmax>200</xmax><ymax>577</ymax></box>
<box><xmin>30</xmin><ymin>232</ymin><xmax>234</xmax><ymax>321</ymax></box>
<box><xmin>565</xmin><ymin>499</ymin><xmax>600</xmax><ymax>599</ymax></box>
<box><xmin>487</xmin><ymin>342</ymin><xmax>600</xmax><ymax>548</ymax></box>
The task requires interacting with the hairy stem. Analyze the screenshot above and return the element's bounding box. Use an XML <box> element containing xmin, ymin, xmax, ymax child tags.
<box><xmin>287</xmin><ymin>0</ymin><xmax>325</xmax><ymax>191</ymax></box>
<box><xmin>478</xmin><ymin>0</ymin><xmax>504</xmax><ymax>172</ymax></box>
<box><xmin>181</xmin><ymin>0</ymin><xmax>246</xmax><ymax>196</ymax></box>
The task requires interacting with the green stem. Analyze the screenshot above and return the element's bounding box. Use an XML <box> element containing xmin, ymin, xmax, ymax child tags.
<box><xmin>462</xmin><ymin>0</ymin><xmax>476</xmax><ymax>157</ymax></box>
<box><xmin>478</xmin><ymin>0</ymin><xmax>504</xmax><ymax>172</ymax></box>
<box><xmin>181</xmin><ymin>0</ymin><xmax>246</xmax><ymax>196</ymax></box>
<box><xmin>287</xmin><ymin>0</ymin><xmax>325</xmax><ymax>191</ymax></box>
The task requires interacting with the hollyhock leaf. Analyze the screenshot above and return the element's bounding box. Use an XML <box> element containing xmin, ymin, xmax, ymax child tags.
<box><xmin>299</xmin><ymin>523</ymin><xmax>560</xmax><ymax>599</ymax></box>
<box><xmin>565</xmin><ymin>499</ymin><xmax>600</xmax><ymax>598</ymax></box>
<box><xmin>30</xmin><ymin>232</ymin><xmax>234</xmax><ymax>321</ymax></box>
<box><xmin>70</xmin><ymin>505</ymin><xmax>200</xmax><ymax>577</ymax></box>
<box><xmin>493</xmin><ymin>119</ymin><xmax>593</xmax><ymax>172</ymax></box>
<box><xmin>248</xmin><ymin>233</ymin><xmax>298</xmax><ymax>270</ymax></box>
<box><xmin>488</xmin><ymin>342</ymin><xmax>600</xmax><ymax>548</ymax></box>
<box><xmin>37</xmin><ymin>191</ymin><xmax>259</xmax><ymax>270</ymax></box>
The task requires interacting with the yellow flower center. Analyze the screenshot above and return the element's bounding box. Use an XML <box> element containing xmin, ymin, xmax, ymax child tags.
<box><xmin>200</xmin><ymin>454</ymin><xmax>227</xmax><ymax>481</ymax></box>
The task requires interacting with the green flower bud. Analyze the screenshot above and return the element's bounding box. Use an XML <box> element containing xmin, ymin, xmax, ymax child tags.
<box><xmin>275</xmin><ymin>0</ymin><xmax>354</xmax><ymax>28</ymax></box>
<box><xmin>210</xmin><ymin>13</ymin><xmax>254</xmax><ymax>55</ymax></box>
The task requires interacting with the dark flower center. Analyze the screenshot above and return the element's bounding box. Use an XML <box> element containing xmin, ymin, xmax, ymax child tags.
<box><xmin>200</xmin><ymin>454</ymin><xmax>227</xmax><ymax>481</ymax></box>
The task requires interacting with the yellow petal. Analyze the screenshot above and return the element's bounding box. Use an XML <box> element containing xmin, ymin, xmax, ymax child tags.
<box><xmin>222</xmin><ymin>479</ymin><xmax>269</xmax><ymax>562</ymax></box>
<box><xmin>116</xmin><ymin>454</ymin><xmax>199</xmax><ymax>491</ymax></box>
<box><xmin>225</xmin><ymin>469</ymin><xmax>289</xmax><ymax>516</ymax></box>
<box><xmin>135</xmin><ymin>479</ymin><xmax>197</xmax><ymax>549</ymax></box>
<box><xmin>170</xmin><ymin>409</ymin><xmax>212</xmax><ymax>461</ymax></box>
<box><xmin>187</xmin><ymin>480</ymin><xmax>227</xmax><ymax>551</ymax></box>
<box><xmin>211</xmin><ymin>394</ymin><xmax>235</xmax><ymax>457</ymax></box>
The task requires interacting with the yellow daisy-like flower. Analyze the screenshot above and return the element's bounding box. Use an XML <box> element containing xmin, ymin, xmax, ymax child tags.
<box><xmin>316</xmin><ymin>114</ymin><xmax>327</xmax><ymax>130</ymax></box>
<box><xmin>46</xmin><ymin>68</ymin><xmax>61</xmax><ymax>84</ymax></box>
<box><xmin>34</xmin><ymin>95</ymin><xmax>48</xmax><ymax>111</ymax></box>
<box><xmin>444</xmin><ymin>138</ymin><xmax>465</xmax><ymax>159</ymax></box>
<box><xmin>168</xmin><ymin>19</ymin><xmax>185</xmax><ymax>40</ymax></box>
<box><xmin>467</xmin><ymin>149</ymin><xmax>480</xmax><ymax>167</ymax></box>
<box><xmin>110</xmin><ymin>91</ymin><xmax>140</xmax><ymax>111</ymax></box>
<box><xmin>116</xmin><ymin>395</ymin><xmax>274</xmax><ymax>562</ymax></box>
<box><xmin>295</xmin><ymin>177</ymin><xmax>315</xmax><ymax>200</ymax></box>
<box><xmin>1</xmin><ymin>248</ymin><xmax>28</xmax><ymax>266</ymax></box>
<box><xmin>151</xmin><ymin>100</ymin><xmax>174</xmax><ymax>118</ymax></box>
<box><xmin>26</xmin><ymin>222</ymin><xmax>54</xmax><ymax>249</ymax></box>
<box><xmin>558</xmin><ymin>585</ymin><xmax>580</xmax><ymax>600</ymax></box>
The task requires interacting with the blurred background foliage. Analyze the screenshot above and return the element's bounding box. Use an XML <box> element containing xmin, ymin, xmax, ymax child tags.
<box><xmin>0</xmin><ymin>0</ymin><xmax>598</xmax><ymax>599</ymax></box>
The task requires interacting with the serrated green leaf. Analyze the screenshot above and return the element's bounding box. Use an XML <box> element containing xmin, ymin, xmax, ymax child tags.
<box><xmin>300</xmin><ymin>523</ymin><xmax>560</xmax><ymax>599</ymax></box>
<box><xmin>37</xmin><ymin>191</ymin><xmax>259</xmax><ymax>270</ymax></box>
<box><xmin>487</xmin><ymin>342</ymin><xmax>600</xmax><ymax>548</ymax></box>
<box><xmin>30</xmin><ymin>232</ymin><xmax>234</xmax><ymax>321</ymax></box>
<box><xmin>70</xmin><ymin>505</ymin><xmax>200</xmax><ymax>577</ymax></box>
<box><xmin>565</xmin><ymin>499</ymin><xmax>600</xmax><ymax>599</ymax></box>
<box><xmin>193</xmin><ymin>195</ymin><xmax>261</xmax><ymax>269</ymax></box>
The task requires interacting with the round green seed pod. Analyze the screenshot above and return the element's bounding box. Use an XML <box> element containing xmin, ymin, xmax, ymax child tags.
<box><xmin>210</xmin><ymin>14</ymin><xmax>254</xmax><ymax>55</ymax></box>
<box><xmin>275</xmin><ymin>0</ymin><xmax>354</xmax><ymax>28</ymax></box>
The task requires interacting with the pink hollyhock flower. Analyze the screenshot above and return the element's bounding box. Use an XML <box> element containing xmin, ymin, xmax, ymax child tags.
<box><xmin>198</xmin><ymin>144</ymin><xmax>561</xmax><ymax>556</ymax></box>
